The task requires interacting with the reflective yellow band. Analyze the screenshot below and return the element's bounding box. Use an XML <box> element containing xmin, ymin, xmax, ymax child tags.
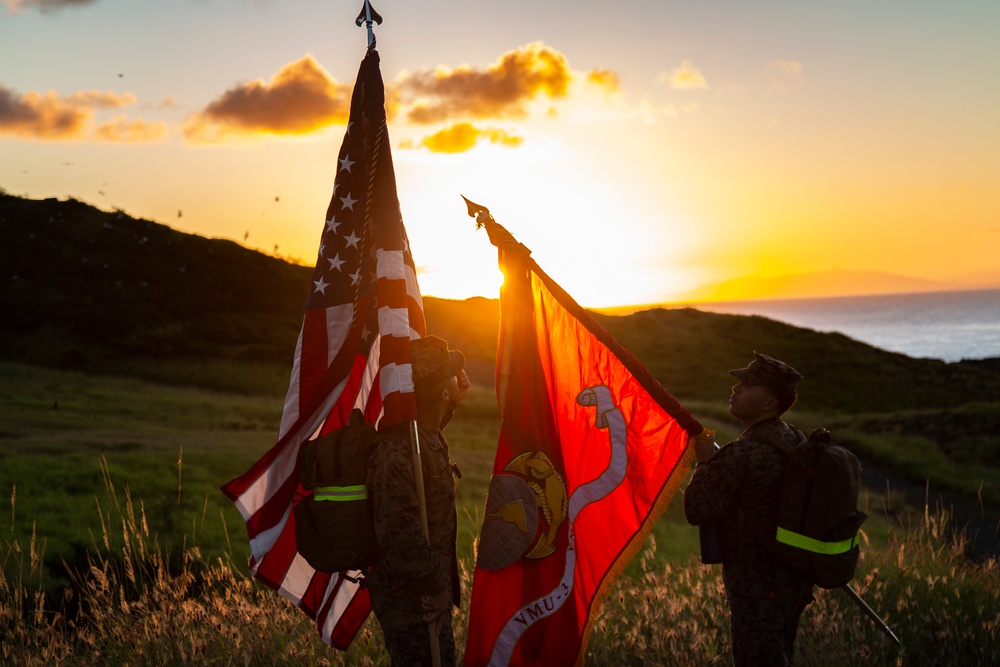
<box><xmin>314</xmin><ymin>485</ymin><xmax>367</xmax><ymax>502</ymax></box>
<box><xmin>776</xmin><ymin>527</ymin><xmax>859</xmax><ymax>555</ymax></box>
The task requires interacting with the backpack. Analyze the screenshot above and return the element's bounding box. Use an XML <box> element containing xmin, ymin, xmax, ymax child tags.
<box><xmin>756</xmin><ymin>424</ymin><xmax>868</xmax><ymax>589</ymax></box>
<box><xmin>293</xmin><ymin>408</ymin><xmax>381</xmax><ymax>578</ymax></box>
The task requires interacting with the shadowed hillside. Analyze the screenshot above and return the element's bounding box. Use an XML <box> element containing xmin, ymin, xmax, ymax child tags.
<box><xmin>1</xmin><ymin>192</ymin><xmax>310</xmax><ymax>392</ymax></box>
<box><xmin>3</xmin><ymin>190</ymin><xmax>999</xmax><ymax>414</ymax></box>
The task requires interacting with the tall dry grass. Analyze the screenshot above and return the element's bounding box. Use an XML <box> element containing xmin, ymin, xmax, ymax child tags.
<box><xmin>2</xmin><ymin>465</ymin><xmax>997</xmax><ymax>666</ymax></box>
<box><xmin>2</xmin><ymin>460</ymin><xmax>383</xmax><ymax>666</ymax></box>
<box><xmin>588</xmin><ymin>508</ymin><xmax>999</xmax><ymax>666</ymax></box>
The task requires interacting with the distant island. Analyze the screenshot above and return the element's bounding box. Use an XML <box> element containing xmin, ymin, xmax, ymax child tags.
<box><xmin>597</xmin><ymin>268</ymin><xmax>998</xmax><ymax>316</ymax></box>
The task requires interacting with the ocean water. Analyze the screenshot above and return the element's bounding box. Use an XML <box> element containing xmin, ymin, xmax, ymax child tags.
<box><xmin>688</xmin><ymin>289</ymin><xmax>1000</xmax><ymax>362</ymax></box>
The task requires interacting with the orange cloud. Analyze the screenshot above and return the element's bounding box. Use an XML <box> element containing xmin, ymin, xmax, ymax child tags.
<box><xmin>5</xmin><ymin>0</ymin><xmax>96</xmax><ymax>13</ymax></box>
<box><xmin>398</xmin><ymin>42</ymin><xmax>572</xmax><ymax>124</ymax></box>
<box><xmin>662</xmin><ymin>60</ymin><xmax>708</xmax><ymax>90</ymax></box>
<box><xmin>403</xmin><ymin>122</ymin><xmax>524</xmax><ymax>153</ymax></box>
<box><xmin>94</xmin><ymin>116</ymin><xmax>168</xmax><ymax>143</ymax></box>
<box><xmin>586</xmin><ymin>68</ymin><xmax>621</xmax><ymax>94</ymax></box>
<box><xmin>0</xmin><ymin>85</ymin><xmax>163</xmax><ymax>142</ymax></box>
<box><xmin>0</xmin><ymin>86</ymin><xmax>90</xmax><ymax>139</ymax></box>
<box><xmin>67</xmin><ymin>90</ymin><xmax>136</xmax><ymax>108</ymax></box>
<box><xmin>183</xmin><ymin>54</ymin><xmax>351</xmax><ymax>143</ymax></box>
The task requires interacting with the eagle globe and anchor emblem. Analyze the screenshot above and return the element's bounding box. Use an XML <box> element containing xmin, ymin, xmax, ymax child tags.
<box><xmin>477</xmin><ymin>450</ymin><xmax>569</xmax><ymax>570</ymax></box>
<box><xmin>477</xmin><ymin>384</ymin><xmax>626</xmax><ymax>572</ymax></box>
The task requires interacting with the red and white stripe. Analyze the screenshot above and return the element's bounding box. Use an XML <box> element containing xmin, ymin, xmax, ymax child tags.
<box><xmin>222</xmin><ymin>50</ymin><xmax>425</xmax><ymax>649</ymax></box>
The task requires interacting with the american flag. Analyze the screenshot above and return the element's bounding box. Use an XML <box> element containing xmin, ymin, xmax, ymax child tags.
<box><xmin>221</xmin><ymin>49</ymin><xmax>424</xmax><ymax>649</ymax></box>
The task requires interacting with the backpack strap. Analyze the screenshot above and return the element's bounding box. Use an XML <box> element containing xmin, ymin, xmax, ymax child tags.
<box><xmin>751</xmin><ymin>421</ymin><xmax>806</xmax><ymax>457</ymax></box>
<box><xmin>332</xmin><ymin>409</ymin><xmax>369</xmax><ymax>478</ymax></box>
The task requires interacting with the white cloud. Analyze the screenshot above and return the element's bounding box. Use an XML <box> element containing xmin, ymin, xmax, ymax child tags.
<box><xmin>659</xmin><ymin>60</ymin><xmax>708</xmax><ymax>90</ymax></box>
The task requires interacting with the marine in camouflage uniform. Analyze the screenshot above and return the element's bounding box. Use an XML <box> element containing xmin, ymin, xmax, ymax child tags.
<box><xmin>366</xmin><ymin>336</ymin><xmax>467</xmax><ymax>667</ymax></box>
<box><xmin>684</xmin><ymin>353</ymin><xmax>814</xmax><ymax>667</ymax></box>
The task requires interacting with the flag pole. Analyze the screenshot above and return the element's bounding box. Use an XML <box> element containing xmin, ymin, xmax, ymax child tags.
<box><xmin>841</xmin><ymin>584</ymin><xmax>902</xmax><ymax>647</ymax></box>
<box><xmin>355</xmin><ymin>6</ymin><xmax>439</xmax><ymax>664</ymax></box>
<box><xmin>409</xmin><ymin>421</ymin><xmax>443</xmax><ymax>667</ymax></box>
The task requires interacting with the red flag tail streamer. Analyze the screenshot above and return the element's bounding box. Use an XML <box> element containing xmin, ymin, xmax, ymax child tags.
<box><xmin>465</xmin><ymin>217</ymin><xmax>701</xmax><ymax>666</ymax></box>
<box><xmin>221</xmin><ymin>49</ymin><xmax>423</xmax><ymax>650</ymax></box>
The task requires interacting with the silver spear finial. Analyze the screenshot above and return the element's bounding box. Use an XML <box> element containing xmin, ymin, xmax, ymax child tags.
<box><xmin>356</xmin><ymin>0</ymin><xmax>383</xmax><ymax>50</ymax></box>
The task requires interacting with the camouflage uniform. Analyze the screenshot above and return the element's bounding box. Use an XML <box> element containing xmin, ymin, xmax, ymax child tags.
<box><xmin>684</xmin><ymin>416</ymin><xmax>815</xmax><ymax>666</ymax></box>
<box><xmin>367</xmin><ymin>422</ymin><xmax>461</xmax><ymax>666</ymax></box>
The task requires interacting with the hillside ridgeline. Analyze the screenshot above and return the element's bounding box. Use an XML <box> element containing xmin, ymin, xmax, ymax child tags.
<box><xmin>3</xmin><ymin>191</ymin><xmax>998</xmax><ymax>412</ymax></box>
<box><xmin>3</xmin><ymin>190</ymin><xmax>999</xmax><ymax>559</ymax></box>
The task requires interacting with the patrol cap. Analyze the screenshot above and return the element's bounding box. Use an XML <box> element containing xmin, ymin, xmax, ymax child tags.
<box><xmin>411</xmin><ymin>335</ymin><xmax>465</xmax><ymax>387</ymax></box>
<box><xmin>729</xmin><ymin>352</ymin><xmax>802</xmax><ymax>394</ymax></box>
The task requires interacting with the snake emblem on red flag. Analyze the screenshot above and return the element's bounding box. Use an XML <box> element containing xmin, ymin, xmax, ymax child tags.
<box><xmin>480</xmin><ymin>385</ymin><xmax>629</xmax><ymax>665</ymax></box>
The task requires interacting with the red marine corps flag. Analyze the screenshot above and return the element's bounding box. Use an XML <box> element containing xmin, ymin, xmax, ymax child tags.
<box><xmin>463</xmin><ymin>202</ymin><xmax>703</xmax><ymax>666</ymax></box>
<box><xmin>221</xmin><ymin>48</ymin><xmax>424</xmax><ymax>649</ymax></box>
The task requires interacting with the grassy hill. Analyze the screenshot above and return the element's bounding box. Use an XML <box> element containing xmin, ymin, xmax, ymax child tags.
<box><xmin>1</xmin><ymin>192</ymin><xmax>309</xmax><ymax>394</ymax></box>
<box><xmin>2</xmin><ymin>190</ymin><xmax>999</xmax><ymax>518</ymax></box>
<box><xmin>4</xmin><ymin>191</ymin><xmax>998</xmax><ymax>409</ymax></box>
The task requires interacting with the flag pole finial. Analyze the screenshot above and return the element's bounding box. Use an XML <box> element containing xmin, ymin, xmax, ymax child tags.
<box><xmin>461</xmin><ymin>195</ymin><xmax>531</xmax><ymax>257</ymax></box>
<box><xmin>356</xmin><ymin>0</ymin><xmax>383</xmax><ymax>50</ymax></box>
<box><xmin>461</xmin><ymin>195</ymin><xmax>494</xmax><ymax>229</ymax></box>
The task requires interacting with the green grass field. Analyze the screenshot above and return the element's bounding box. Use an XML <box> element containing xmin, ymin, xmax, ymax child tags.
<box><xmin>2</xmin><ymin>360</ymin><xmax>998</xmax><ymax>665</ymax></box>
<box><xmin>1</xmin><ymin>360</ymin><xmax>926</xmax><ymax>582</ymax></box>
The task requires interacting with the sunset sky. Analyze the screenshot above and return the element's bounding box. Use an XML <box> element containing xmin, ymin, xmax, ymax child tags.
<box><xmin>3</xmin><ymin>0</ymin><xmax>999</xmax><ymax>307</ymax></box>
